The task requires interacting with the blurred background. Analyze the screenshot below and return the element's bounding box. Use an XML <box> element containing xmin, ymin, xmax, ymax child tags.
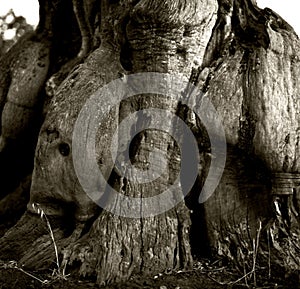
<box><xmin>0</xmin><ymin>0</ymin><xmax>38</xmax><ymax>54</ymax></box>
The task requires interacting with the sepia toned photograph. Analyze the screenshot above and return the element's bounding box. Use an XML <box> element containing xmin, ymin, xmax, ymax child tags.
<box><xmin>0</xmin><ymin>0</ymin><xmax>299</xmax><ymax>288</ymax></box>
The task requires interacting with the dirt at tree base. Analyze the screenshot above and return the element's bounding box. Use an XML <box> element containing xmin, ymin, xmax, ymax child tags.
<box><xmin>0</xmin><ymin>260</ymin><xmax>299</xmax><ymax>289</ymax></box>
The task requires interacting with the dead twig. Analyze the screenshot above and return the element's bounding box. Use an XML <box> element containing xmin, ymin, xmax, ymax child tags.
<box><xmin>32</xmin><ymin>203</ymin><xmax>69</xmax><ymax>280</ymax></box>
<box><xmin>0</xmin><ymin>261</ymin><xmax>50</xmax><ymax>284</ymax></box>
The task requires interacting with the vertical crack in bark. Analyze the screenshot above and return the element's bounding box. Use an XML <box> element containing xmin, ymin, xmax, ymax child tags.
<box><xmin>238</xmin><ymin>49</ymin><xmax>256</xmax><ymax>153</ymax></box>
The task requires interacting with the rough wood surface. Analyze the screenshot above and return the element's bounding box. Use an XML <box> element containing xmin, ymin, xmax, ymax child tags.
<box><xmin>194</xmin><ymin>0</ymin><xmax>300</xmax><ymax>272</ymax></box>
<box><xmin>0</xmin><ymin>0</ymin><xmax>300</xmax><ymax>285</ymax></box>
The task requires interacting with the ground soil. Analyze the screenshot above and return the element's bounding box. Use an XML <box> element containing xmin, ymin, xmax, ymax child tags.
<box><xmin>0</xmin><ymin>259</ymin><xmax>299</xmax><ymax>288</ymax></box>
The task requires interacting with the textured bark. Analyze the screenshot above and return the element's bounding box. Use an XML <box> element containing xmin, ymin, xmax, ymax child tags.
<box><xmin>0</xmin><ymin>0</ymin><xmax>81</xmax><ymax>196</ymax></box>
<box><xmin>0</xmin><ymin>0</ymin><xmax>300</xmax><ymax>285</ymax></box>
<box><xmin>195</xmin><ymin>0</ymin><xmax>300</xmax><ymax>274</ymax></box>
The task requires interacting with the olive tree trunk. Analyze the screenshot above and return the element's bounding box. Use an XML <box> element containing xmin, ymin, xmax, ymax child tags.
<box><xmin>0</xmin><ymin>0</ymin><xmax>300</xmax><ymax>285</ymax></box>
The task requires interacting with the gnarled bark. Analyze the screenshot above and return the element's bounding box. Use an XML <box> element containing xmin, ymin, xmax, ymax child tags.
<box><xmin>0</xmin><ymin>0</ymin><xmax>300</xmax><ymax>285</ymax></box>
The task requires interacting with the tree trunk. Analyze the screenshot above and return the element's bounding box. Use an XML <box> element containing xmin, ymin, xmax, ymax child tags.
<box><xmin>0</xmin><ymin>0</ymin><xmax>300</xmax><ymax>285</ymax></box>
